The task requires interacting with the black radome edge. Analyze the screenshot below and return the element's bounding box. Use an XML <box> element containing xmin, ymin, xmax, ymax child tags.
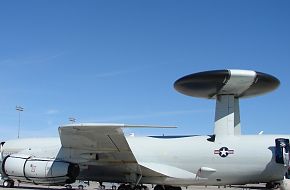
<box><xmin>174</xmin><ymin>70</ymin><xmax>280</xmax><ymax>99</ymax></box>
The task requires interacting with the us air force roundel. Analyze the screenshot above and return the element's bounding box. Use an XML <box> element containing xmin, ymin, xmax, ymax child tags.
<box><xmin>214</xmin><ymin>147</ymin><xmax>234</xmax><ymax>158</ymax></box>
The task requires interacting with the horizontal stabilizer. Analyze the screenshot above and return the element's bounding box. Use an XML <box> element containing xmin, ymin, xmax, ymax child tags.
<box><xmin>139</xmin><ymin>162</ymin><xmax>196</xmax><ymax>179</ymax></box>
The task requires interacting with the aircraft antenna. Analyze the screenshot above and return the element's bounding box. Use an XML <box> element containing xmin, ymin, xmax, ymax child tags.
<box><xmin>174</xmin><ymin>69</ymin><xmax>279</xmax><ymax>140</ymax></box>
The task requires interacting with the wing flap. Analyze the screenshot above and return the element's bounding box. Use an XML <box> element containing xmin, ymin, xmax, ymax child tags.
<box><xmin>139</xmin><ymin>162</ymin><xmax>196</xmax><ymax>179</ymax></box>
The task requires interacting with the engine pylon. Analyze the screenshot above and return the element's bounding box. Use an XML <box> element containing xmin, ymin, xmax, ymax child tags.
<box><xmin>174</xmin><ymin>69</ymin><xmax>280</xmax><ymax>138</ymax></box>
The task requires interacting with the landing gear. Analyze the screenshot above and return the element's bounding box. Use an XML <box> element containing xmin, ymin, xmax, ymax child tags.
<box><xmin>165</xmin><ymin>186</ymin><xmax>181</xmax><ymax>190</ymax></box>
<box><xmin>154</xmin><ymin>185</ymin><xmax>181</xmax><ymax>190</ymax></box>
<box><xmin>154</xmin><ymin>185</ymin><xmax>164</xmax><ymax>190</ymax></box>
<box><xmin>2</xmin><ymin>180</ymin><xmax>14</xmax><ymax>188</ymax></box>
<box><xmin>134</xmin><ymin>185</ymin><xmax>148</xmax><ymax>190</ymax></box>
<box><xmin>118</xmin><ymin>184</ymin><xmax>131</xmax><ymax>190</ymax></box>
<box><xmin>265</xmin><ymin>182</ymin><xmax>279</xmax><ymax>189</ymax></box>
<box><xmin>65</xmin><ymin>184</ymin><xmax>72</xmax><ymax>189</ymax></box>
<box><xmin>118</xmin><ymin>184</ymin><xmax>148</xmax><ymax>190</ymax></box>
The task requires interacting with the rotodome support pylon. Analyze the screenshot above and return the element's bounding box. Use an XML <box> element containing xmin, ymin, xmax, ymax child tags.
<box><xmin>174</xmin><ymin>69</ymin><xmax>280</xmax><ymax>139</ymax></box>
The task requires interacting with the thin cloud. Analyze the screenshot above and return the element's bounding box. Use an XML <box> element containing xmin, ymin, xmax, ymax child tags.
<box><xmin>33</xmin><ymin>53</ymin><xmax>65</xmax><ymax>64</ymax></box>
<box><xmin>45</xmin><ymin>109</ymin><xmax>60</xmax><ymax>115</ymax></box>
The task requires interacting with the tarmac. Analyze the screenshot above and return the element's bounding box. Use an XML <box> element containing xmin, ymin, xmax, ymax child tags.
<box><xmin>0</xmin><ymin>182</ymin><xmax>266</xmax><ymax>190</ymax></box>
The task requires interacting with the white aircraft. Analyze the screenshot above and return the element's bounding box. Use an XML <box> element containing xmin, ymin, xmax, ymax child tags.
<box><xmin>0</xmin><ymin>70</ymin><xmax>289</xmax><ymax>190</ymax></box>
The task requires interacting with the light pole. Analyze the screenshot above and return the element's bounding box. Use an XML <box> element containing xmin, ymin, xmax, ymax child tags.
<box><xmin>69</xmin><ymin>117</ymin><xmax>76</xmax><ymax>123</ymax></box>
<box><xmin>16</xmin><ymin>106</ymin><xmax>24</xmax><ymax>139</ymax></box>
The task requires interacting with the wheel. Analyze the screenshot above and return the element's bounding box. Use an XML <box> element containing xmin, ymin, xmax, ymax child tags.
<box><xmin>3</xmin><ymin>180</ymin><xmax>14</xmax><ymax>188</ymax></box>
<box><xmin>11</xmin><ymin>181</ymin><xmax>14</xmax><ymax>188</ymax></box>
<box><xmin>65</xmin><ymin>184</ymin><xmax>72</xmax><ymax>189</ymax></box>
<box><xmin>3</xmin><ymin>180</ymin><xmax>10</xmax><ymax>188</ymax></box>
<box><xmin>274</xmin><ymin>183</ymin><xmax>280</xmax><ymax>189</ymax></box>
<box><xmin>141</xmin><ymin>185</ymin><xmax>148</xmax><ymax>190</ymax></box>
<box><xmin>118</xmin><ymin>184</ymin><xmax>127</xmax><ymax>190</ymax></box>
<box><xmin>78</xmin><ymin>185</ymin><xmax>84</xmax><ymax>190</ymax></box>
<box><xmin>112</xmin><ymin>185</ymin><xmax>117</xmax><ymax>190</ymax></box>
<box><xmin>101</xmin><ymin>185</ymin><xmax>106</xmax><ymax>189</ymax></box>
<box><xmin>164</xmin><ymin>186</ymin><xmax>181</xmax><ymax>190</ymax></box>
<box><xmin>266</xmin><ymin>182</ymin><xmax>279</xmax><ymax>189</ymax></box>
<box><xmin>134</xmin><ymin>186</ymin><xmax>141</xmax><ymax>190</ymax></box>
<box><xmin>125</xmin><ymin>185</ymin><xmax>133</xmax><ymax>190</ymax></box>
<box><xmin>154</xmin><ymin>185</ymin><xmax>164</xmax><ymax>190</ymax></box>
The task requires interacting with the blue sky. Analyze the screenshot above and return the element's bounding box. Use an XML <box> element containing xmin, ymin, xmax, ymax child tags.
<box><xmin>0</xmin><ymin>1</ymin><xmax>289</xmax><ymax>140</ymax></box>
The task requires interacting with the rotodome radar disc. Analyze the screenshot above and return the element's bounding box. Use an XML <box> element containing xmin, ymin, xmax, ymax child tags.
<box><xmin>174</xmin><ymin>69</ymin><xmax>280</xmax><ymax>99</ymax></box>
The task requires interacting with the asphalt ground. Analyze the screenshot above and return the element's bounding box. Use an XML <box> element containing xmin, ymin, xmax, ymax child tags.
<box><xmin>0</xmin><ymin>182</ymin><xmax>266</xmax><ymax>190</ymax></box>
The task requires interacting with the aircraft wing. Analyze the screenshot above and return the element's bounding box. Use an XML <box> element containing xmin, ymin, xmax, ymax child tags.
<box><xmin>59</xmin><ymin>123</ymin><xmax>174</xmax><ymax>152</ymax></box>
<box><xmin>59</xmin><ymin>123</ymin><xmax>190</xmax><ymax>178</ymax></box>
<box><xmin>59</xmin><ymin>123</ymin><xmax>132</xmax><ymax>152</ymax></box>
<box><xmin>58</xmin><ymin>123</ymin><xmax>144</xmax><ymax>181</ymax></box>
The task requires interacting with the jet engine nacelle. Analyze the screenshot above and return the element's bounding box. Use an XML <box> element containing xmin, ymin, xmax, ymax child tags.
<box><xmin>1</xmin><ymin>154</ymin><xmax>79</xmax><ymax>185</ymax></box>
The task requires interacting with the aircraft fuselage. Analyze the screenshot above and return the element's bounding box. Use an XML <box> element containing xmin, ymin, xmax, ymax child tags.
<box><xmin>1</xmin><ymin>134</ymin><xmax>289</xmax><ymax>186</ymax></box>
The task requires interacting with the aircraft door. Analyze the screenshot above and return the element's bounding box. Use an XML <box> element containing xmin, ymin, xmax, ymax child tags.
<box><xmin>0</xmin><ymin>142</ymin><xmax>4</xmax><ymax>160</ymax></box>
<box><xmin>275</xmin><ymin>138</ymin><xmax>290</xmax><ymax>166</ymax></box>
<box><xmin>0</xmin><ymin>142</ymin><xmax>5</xmax><ymax>176</ymax></box>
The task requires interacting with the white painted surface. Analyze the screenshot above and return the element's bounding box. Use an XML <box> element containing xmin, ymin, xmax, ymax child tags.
<box><xmin>1</xmin><ymin>129</ymin><xmax>290</xmax><ymax>186</ymax></box>
<box><xmin>280</xmin><ymin>179</ymin><xmax>290</xmax><ymax>190</ymax></box>
<box><xmin>214</xmin><ymin>95</ymin><xmax>235</xmax><ymax>137</ymax></box>
<box><xmin>220</xmin><ymin>70</ymin><xmax>256</xmax><ymax>96</ymax></box>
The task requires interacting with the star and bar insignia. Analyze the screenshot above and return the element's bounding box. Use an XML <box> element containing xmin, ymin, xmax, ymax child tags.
<box><xmin>214</xmin><ymin>147</ymin><xmax>234</xmax><ymax>158</ymax></box>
